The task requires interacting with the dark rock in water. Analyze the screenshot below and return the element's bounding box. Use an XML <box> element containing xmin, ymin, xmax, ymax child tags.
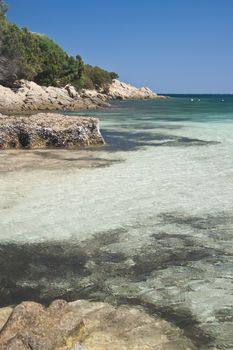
<box><xmin>0</xmin><ymin>299</ymin><xmax>196</xmax><ymax>350</ymax></box>
<box><xmin>0</xmin><ymin>113</ymin><xmax>104</xmax><ymax>149</ymax></box>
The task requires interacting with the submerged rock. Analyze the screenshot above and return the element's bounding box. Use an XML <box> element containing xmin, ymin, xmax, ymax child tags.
<box><xmin>0</xmin><ymin>299</ymin><xmax>196</xmax><ymax>350</ymax></box>
<box><xmin>0</xmin><ymin>113</ymin><xmax>104</xmax><ymax>149</ymax></box>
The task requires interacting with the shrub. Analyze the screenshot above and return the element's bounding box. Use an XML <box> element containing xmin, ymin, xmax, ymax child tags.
<box><xmin>0</xmin><ymin>12</ymin><xmax>118</xmax><ymax>90</ymax></box>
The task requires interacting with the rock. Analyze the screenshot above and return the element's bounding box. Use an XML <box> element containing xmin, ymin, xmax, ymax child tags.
<box><xmin>0</xmin><ymin>299</ymin><xmax>196</xmax><ymax>350</ymax></box>
<box><xmin>107</xmin><ymin>79</ymin><xmax>166</xmax><ymax>100</ymax></box>
<box><xmin>0</xmin><ymin>308</ymin><xmax>13</xmax><ymax>332</ymax></box>
<box><xmin>0</xmin><ymin>78</ymin><xmax>166</xmax><ymax>114</ymax></box>
<box><xmin>0</xmin><ymin>80</ymin><xmax>109</xmax><ymax>114</ymax></box>
<box><xmin>64</xmin><ymin>85</ymin><xmax>80</xmax><ymax>99</ymax></box>
<box><xmin>0</xmin><ymin>113</ymin><xmax>104</xmax><ymax>149</ymax></box>
<box><xmin>80</xmin><ymin>89</ymin><xmax>108</xmax><ymax>101</ymax></box>
<box><xmin>0</xmin><ymin>85</ymin><xmax>24</xmax><ymax>111</ymax></box>
<box><xmin>81</xmin><ymin>80</ymin><xmax>165</xmax><ymax>101</ymax></box>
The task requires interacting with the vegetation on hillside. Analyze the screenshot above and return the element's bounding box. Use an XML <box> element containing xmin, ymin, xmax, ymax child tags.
<box><xmin>0</xmin><ymin>0</ymin><xmax>7</xmax><ymax>19</ymax></box>
<box><xmin>0</xmin><ymin>0</ymin><xmax>118</xmax><ymax>89</ymax></box>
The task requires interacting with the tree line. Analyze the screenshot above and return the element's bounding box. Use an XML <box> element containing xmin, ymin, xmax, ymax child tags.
<box><xmin>0</xmin><ymin>0</ymin><xmax>118</xmax><ymax>89</ymax></box>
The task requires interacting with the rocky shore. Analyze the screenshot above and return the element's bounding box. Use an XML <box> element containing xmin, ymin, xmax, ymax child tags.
<box><xmin>0</xmin><ymin>299</ymin><xmax>196</xmax><ymax>350</ymax></box>
<box><xmin>0</xmin><ymin>80</ymin><xmax>109</xmax><ymax>114</ymax></box>
<box><xmin>107</xmin><ymin>79</ymin><xmax>166</xmax><ymax>100</ymax></box>
<box><xmin>0</xmin><ymin>113</ymin><xmax>104</xmax><ymax>149</ymax></box>
<box><xmin>0</xmin><ymin>79</ymin><xmax>165</xmax><ymax>114</ymax></box>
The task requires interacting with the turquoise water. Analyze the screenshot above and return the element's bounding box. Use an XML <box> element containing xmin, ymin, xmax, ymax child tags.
<box><xmin>1</xmin><ymin>95</ymin><xmax>233</xmax><ymax>349</ymax></box>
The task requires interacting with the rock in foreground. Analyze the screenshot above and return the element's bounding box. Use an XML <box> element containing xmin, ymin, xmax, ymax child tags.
<box><xmin>0</xmin><ymin>113</ymin><xmax>104</xmax><ymax>149</ymax></box>
<box><xmin>0</xmin><ymin>299</ymin><xmax>196</xmax><ymax>350</ymax></box>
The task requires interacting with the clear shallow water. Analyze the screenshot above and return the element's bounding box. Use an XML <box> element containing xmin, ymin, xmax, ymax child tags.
<box><xmin>1</xmin><ymin>96</ymin><xmax>233</xmax><ymax>349</ymax></box>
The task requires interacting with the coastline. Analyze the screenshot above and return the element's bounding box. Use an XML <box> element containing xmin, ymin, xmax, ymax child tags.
<box><xmin>1</xmin><ymin>96</ymin><xmax>233</xmax><ymax>349</ymax></box>
<box><xmin>0</xmin><ymin>82</ymin><xmax>178</xmax><ymax>350</ymax></box>
<box><xmin>0</xmin><ymin>79</ymin><xmax>166</xmax><ymax>115</ymax></box>
<box><xmin>0</xmin><ymin>79</ymin><xmax>166</xmax><ymax>151</ymax></box>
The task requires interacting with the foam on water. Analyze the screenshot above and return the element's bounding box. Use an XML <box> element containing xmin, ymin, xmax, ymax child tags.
<box><xmin>1</xmin><ymin>96</ymin><xmax>233</xmax><ymax>348</ymax></box>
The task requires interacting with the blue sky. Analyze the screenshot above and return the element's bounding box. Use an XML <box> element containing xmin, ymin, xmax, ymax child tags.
<box><xmin>6</xmin><ymin>0</ymin><xmax>233</xmax><ymax>93</ymax></box>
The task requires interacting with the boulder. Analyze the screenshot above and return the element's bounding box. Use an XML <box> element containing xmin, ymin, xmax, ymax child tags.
<box><xmin>0</xmin><ymin>85</ymin><xmax>24</xmax><ymax>111</ymax></box>
<box><xmin>0</xmin><ymin>299</ymin><xmax>196</xmax><ymax>350</ymax></box>
<box><xmin>0</xmin><ymin>307</ymin><xmax>12</xmax><ymax>332</ymax></box>
<box><xmin>64</xmin><ymin>84</ymin><xmax>80</xmax><ymax>99</ymax></box>
<box><xmin>81</xmin><ymin>89</ymin><xmax>108</xmax><ymax>101</ymax></box>
<box><xmin>0</xmin><ymin>113</ymin><xmax>104</xmax><ymax>149</ymax></box>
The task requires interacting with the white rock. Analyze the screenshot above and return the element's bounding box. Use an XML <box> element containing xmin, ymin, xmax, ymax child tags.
<box><xmin>107</xmin><ymin>79</ymin><xmax>161</xmax><ymax>100</ymax></box>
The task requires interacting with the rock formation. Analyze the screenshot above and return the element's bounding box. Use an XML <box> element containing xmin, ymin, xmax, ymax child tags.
<box><xmin>107</xmin><ymin>79</ymin><xmax>166</xmax><ymax>100</ymax></box>
<box><xmin>0</xmin><ymin>113</ymin><xmax>104</xmax><ymax>149</ymax></box>
<box><xmin>0</xmin><ymin>299</ymin><xmax>196</xmax><ymax>350</ymax></box>
<box><xmin>0</xmin><ymin>79</ymin><xmax>165</xmax><ymax>114</ymax></box>
<box><xmin>0</xmin><ymin>80</ymin><xmax>109</xmax><ymax>114</ymax></box>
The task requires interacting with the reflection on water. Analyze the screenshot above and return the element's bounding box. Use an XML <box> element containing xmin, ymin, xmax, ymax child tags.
<box><xmin>1</xmin><ymin>96</ymin><xmax>233</xmax><ymax>349</ymax></box>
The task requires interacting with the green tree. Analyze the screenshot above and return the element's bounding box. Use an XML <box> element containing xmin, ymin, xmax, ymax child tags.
<box><xmin>76</xmin><ymin>54</ymin><xmax>84</xmax><ymax>80</ymax></box>
<box><xmin>0</xmin><ymin>10</ymin><xmax>118</xmax><ymax>90</ymax></box>
<box><xmin>109</xmin><ymin>72</ymin><xmax>119</xmax><ymax>80</ymax></box>
<box><xmin>0</xmin><ymin>0</ymin><xmax>8</xmax><ymax>18</ymax></box>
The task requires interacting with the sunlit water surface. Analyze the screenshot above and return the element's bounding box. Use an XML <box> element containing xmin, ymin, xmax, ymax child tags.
<box><xmin>1</xmin><ymin>96</ymin><xmax>233</xmax><ymax>349</ymax></box>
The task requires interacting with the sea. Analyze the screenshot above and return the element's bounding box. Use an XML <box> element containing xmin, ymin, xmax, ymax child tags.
<box><xmin>1</xmin><ymin>95</ymin><xmax>233</xmax><ymax>349</ymax></box>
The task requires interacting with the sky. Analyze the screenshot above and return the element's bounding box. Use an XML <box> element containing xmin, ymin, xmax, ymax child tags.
<box><xmin>6</xmin><ymin>0</ymin><xmax>233</xmax><ymax>94</ymax></box>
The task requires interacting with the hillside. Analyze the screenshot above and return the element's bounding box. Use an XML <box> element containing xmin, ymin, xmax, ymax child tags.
<box><xmin>0</xmin><ymin>0</ymin><xmax>118</xmax><ymax>89</ymax></box>
<box><xmin>0</xmin><ymin>0</ymin><xmax>162</xmax><ymax>114</ymax></box>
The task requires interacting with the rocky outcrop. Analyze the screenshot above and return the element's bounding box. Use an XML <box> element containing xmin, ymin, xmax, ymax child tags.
<box><xmin>0</xmin><ymin>113</ymin><xmax>104</xmax><ymax>149</ymax></box>
<box><xmin>80</xmin><ymin>88</ymin><xmax>109</xmax><ymax>102</ymax></box>
<box><xmin>0</xmin><ymin>299</ymin><xmax>196</xmax><ymax>350</ymax></box>
<box><xmin>0</xmin><ymin>79</ymin><xmax>165</xmax><ymax>114</ymax></box>
<box><xmin>0</xmin><ymin>80</ymin><xmax>109</xmax><ymax>114</ymax></box>
<box><xmin>107</xmin><ymin>79</ymin><xmax>166</xmax><ymax>100</ymax></box>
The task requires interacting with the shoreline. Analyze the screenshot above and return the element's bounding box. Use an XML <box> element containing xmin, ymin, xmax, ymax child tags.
<box><xmin>1</xmin><ymin>97</ymin><xmax>231</xmax><ymax>348</ymax></box>
<box><xmin>0</xmin><ymin>79</ymin><xmax>167</xmax><ymax>115</ymax></box>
